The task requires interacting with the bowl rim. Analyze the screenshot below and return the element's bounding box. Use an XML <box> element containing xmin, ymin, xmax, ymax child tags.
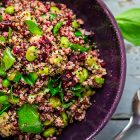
<box><xmin>87</xmin><ymin>0</ymin><xmax>126</xmax><ymax>139</ymax></box>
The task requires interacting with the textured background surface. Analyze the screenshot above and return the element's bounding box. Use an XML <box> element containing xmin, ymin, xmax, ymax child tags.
<box><xmin>95</xmin><ymin>0</ymin><xmax>140</xmax><ymax>140</ymax></box>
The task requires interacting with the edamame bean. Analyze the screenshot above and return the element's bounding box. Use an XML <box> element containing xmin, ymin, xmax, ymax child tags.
<box><xmin>49</xmin><ymin>97</ymin><xmax>61</xmax><ymax>108</ymax></box>
<box><xmin>26</xmin><ymin>46</ymin><xmax>38</xmax><ymax>61</ymax></box>
<box><xmin>43</xmin><ymin>127</ymin><xmax>56</xmax><ymax>138</ymax></box>
<box><xmin>60</xmin><ymin>36</ymin><xmax>70</xmax><ymax>48</ymax></box>
<box><xmin>75</xmin><ymin>68</ymin><xmax>88</xmax><ymax>83</ymax></box>
<box><xmin>2</xmin><ymin>79</ymin><xmax>10</xmax><ymax>88</ymax></box>
<box><xmin>72</xmin><ymin>21</ymin><xmax>79</xmax><ymax>29</ymax></box>
<box><xmin>5</xmin><ymin>6</ymin><xmax>15</xmax><ymax>15</ymax></box>
<box><xmin>95</xmin><ymin>77</ymin><xmax>105</xmax><ymax>85</ymax></box>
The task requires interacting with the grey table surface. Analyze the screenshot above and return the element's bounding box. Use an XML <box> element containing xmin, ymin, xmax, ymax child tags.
<box><xmin>95</xmin><ymin>0</ymin><xmax>140</xmax><ymax>140</ymax></box>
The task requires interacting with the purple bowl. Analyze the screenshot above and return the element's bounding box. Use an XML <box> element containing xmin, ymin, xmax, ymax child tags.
<box><xmin>54</xmin><ymin>0</ymin><xmax>126</xmax><ymax>140</ymax></box>
<box><xmin>0</xmin><ymin>0</ymin><xmax>126</xmax><ymax>140</ymax></box>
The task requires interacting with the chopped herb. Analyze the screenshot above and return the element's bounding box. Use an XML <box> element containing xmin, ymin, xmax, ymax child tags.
<box><xmin>0</xmin><ymin>103</ymin><xmax>10</xmax><ymax>115</ymax></box>
<box><xmin>53</xmin><ymin>22</ymin><xmax>63</xmax><ymax>35</ymax></box>
<box><xmin>74</xmin><ymin>30</ymin><xmax>82</xmax><ymax>37</ymax></box>
<box><xmin>0</xmin><ymin>15</ymin><xmax>2</xmax><ymax>21</ymax></box>
<box><xmin>0</xmin><ymin>36</ymin><xmax>6</xmax><ymax>43</ymax></box>
<box><xmin>50</xmin><ymin>13</ymin><xmax>57</xmax><ymax>21</ymax></box>
<box><xmin>70</xmin><ymin>44</ymin><xmax>90</xmax><ymax>52</ymax></box>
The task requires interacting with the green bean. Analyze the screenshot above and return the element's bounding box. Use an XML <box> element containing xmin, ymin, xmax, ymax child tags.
<box><xmin>75</xmin><ymin>68</ymin><xmax>88</xmax><ymax>83</ymax></box>
<box><xmin>50</xmin><ymin>6</ymin><xmax>60</xmax><ymax>13</ymax></box>
<box><xmin>43</xmin><ymin>127</ymin><xmax>56</xmax><ymax>138</ymax></box>
<box><xmin>72</xmin><ymin>21</ymin><xmax>79</xmax><ymax>29</ymax></box>
<box><xmin>49</xmin><ymin>97</ymin><xmax>61</xmax><ymax>108</ymax></box>
<box><xmin>53</xmin><ymin>22</ymin><xmax>63</xmax><ymax>35</ymax></box>
<box><xmin>60</xmin><ymin>36</ymin><xmax>70</xmax><ymax>48</ymax></box>
<box><xmin>5</xmin><ymin>6</ymin><xmax>15</xmax><ymax>15</ymax></box>
<box><xmin>26</xmin><ymin>46</ymin><xmax>38</xmax><ymax>61</ymax></box>
<box><xmin>2</xmin><ymin>79</ymin><xmax>10</xmax><ymax>88</ymax></box>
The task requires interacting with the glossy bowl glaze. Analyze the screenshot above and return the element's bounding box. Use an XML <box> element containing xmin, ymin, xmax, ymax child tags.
<box><xmin>1</xmin><ymin>0</ymin><xmax>126</xmax><ymax>140</ymax></box>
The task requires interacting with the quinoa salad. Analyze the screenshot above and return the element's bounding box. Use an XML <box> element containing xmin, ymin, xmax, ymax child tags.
<box><xmin>0</xmin><ymin>0</ymin><xmax>107</xmax><ymax>139</ymax></box>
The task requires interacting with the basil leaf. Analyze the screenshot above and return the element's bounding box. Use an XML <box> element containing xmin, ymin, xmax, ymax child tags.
<box><xmin>21</xmin><ymin>72</ymin><xmax>38</xmax><ymax>86</ymax></box>
<box><xmin>0</xmin><ymin>36</ymin><xmax>6</xmax><ymax>43</ymax></box>
<box><xmin>2</xmin><ymin>48</ymin><xmax>16</xmax><ymax>70</ymax></box>
<box><xmin>8</xmin><ymin>27</ymin><xmax>12</xmax><ymax>42</ymax></box>
<box><xmin>70</xmin><ymin>44</ymin><xmax>90</xmax><ymax>52</ymax></box>
<box><xmin>116</xmin><ymin>8</ymin><xmax>140</xmax><ymax>46</ymax></box>
<box><xmin>48</xmin><ymin>78</ymin><xmax>61</xmax><ymax>96</ymax></box>
<box><xmin>17</xmin><ymin>104</ymin><xmax>43</xmax><ymax>133</ymax></box>
<box><xmin>25</xmin><ymin>20</ymin><xmax>43</xmax><ymax>36</ymax></box>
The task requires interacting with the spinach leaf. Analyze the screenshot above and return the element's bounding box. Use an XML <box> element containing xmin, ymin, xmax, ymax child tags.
<box><xmin>116</xmin><ymin>8</ymin><xmax>140</xmax><ymax>46</ymax></box>
<box><xmin>17</xmin><ymin>104</ymin><xmax>43</xmax><ymax>133</ymax></box>
<box><xmin>25</xmin><ymin>20</ymin><xmax>43</xmax><ymax>36</ymax></box>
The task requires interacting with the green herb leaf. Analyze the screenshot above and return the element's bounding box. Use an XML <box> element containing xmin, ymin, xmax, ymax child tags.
<box><xmin>2</xmin><ymin>48</ymin><xmax>16</xmax><ymax>71</ymax></box>
<box><xmin>116</xmin><ymin>8</ymin><xmax>140</xmax><ymax>46</ymax></box>
<box><xmin>53</xmin><ymin>22</ymin><xmax>63</xmax><ymax>35</ymax></box>
<box><xmin>25</xmin><ymin>20</ymin><xmax>43</xmax><ymax>36</ymax></box>
<box><xmin>17</xmin><ymin>104</ymin><xmax>43</xmax><ymax>133</ymax></box>
<box><xmin>50</xmin><ymin>13</ymin><xmax>57</xmax><ymax>21</ymax></box>
<box><xmin>62</xmin><ymin>102</ymin><xmax>73</xmax><ymax>109</ymax></box>
<box><xmin>0</xmin><ymin>36</ymin><xmax>6</xmax><ymax>43</ymax></box>
<box><xmin>70</xmin><ymin>44</ymin><xmax>90</xmax><ymax>52</ymax></box>
<box><xmin>0</xmin><ymin>103</ymin><xmax>10</xmax><ymax>115</ymax></box>
<box><xmin>13</xmin><ymin>72</ymin><xmax>22</xmax><ymax>83</ymax></box>
<box><xmin>9</xmin><ymin>86</ymin><xmax>19</xmax><ymax>104</ymax></box>
<box><xmin>74</xmin><ymin>30</ymin><xmax>82</xmax><ymax>37</ymax></box>
<box><xmin>48</xmin><ymin>77</ymin><xmax>61</xmax><ymax>96</ymax></box>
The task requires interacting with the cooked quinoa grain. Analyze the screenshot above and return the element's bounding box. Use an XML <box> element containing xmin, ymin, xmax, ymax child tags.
<box><xmin>0</xmin><ymin>0</ymin><xmax>107</xmax><ymax>139</ymax></box>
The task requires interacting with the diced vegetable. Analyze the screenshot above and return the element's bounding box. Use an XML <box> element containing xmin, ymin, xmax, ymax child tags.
<box><xmin>0</xmin><ymin>95</ymin><xmax>8</xmax><ymax>104</ymax></box>
<box><xmin>17</xmin><ymin>104</ymin><xmax>43</xmax><ymax>133</ymax></box>
<box><xmin>2</xmin><ymin>48</ymin><xmax>16</xmax><ymax>71</ymax></box>
<box><xmin>49</xmin><ymin>54</ymin><xmax>63</xmax><ymax>66</ymax></box>
<box><xmin>50</xmin><ymin>13</ymin><xmax>57</xmax><ymax>21</ymax></box>
<box><xmin>0</xmin><ymin>36</ymin><xmax>6</xmax><ymax>43</ymax></box>
<box><xmin>74</xmin><ymin>30</ymin><xmax>82</xmax><ymax>37</ymax></box>
<box><xmin>0</xmin><ymin>112</ymin><xmax>9</xmax><ymax>124</ymax></box>
<box><xmin>0</xmin><ymin>67</ymin><xmax>6</xmax><ymax>78</ymax></box>
<box><xmin>26</xmin><ymin>46</ymin><xmax>38</xmax><ymax>61</ymax></box>
<box><xmin>2</xmin><ymin>79</ymin><xmax>10</xmax><ymax>88</ymax></box>
<box><xmin>43</xmin><ymin>119</ymin><xmax>53</xmax><ymax>126</ymax></box>
<box><xmin>53</xmin><ymin>22</ymin><xmax>63</xmax><ymax>35</ymax></box>
<box><xmin>49</xmin><ymin>97</ymin><xmax>61</xmax><ymax>108</ymax></box>
<box><xmin>50</xmin><ymin>6</ymin><xmax>60</xmax><ymax>13</ymax></box>
<box><xmin>38</xmin><ymin>67</ymin><xmax>49</xmax><ymax>75</ymax></box>
<box><xmin>70</xmin><ymin>44</ymin><xmax>90</xmax><ymax>52</ymax></box>
<box><xmin>72</xmin><ymin>21</ymin><xmax>79</xmax><ymax>29</ymax></box>
<box><xmin>83</xmin><ymin>89</ymin><xmax>95</xmax><ymax>97</ymax></box>
<box><xmin>60</xmin><ymin>36</ymin><xmax>70</xmax><ymax>48</ymax></box>
<box><xmin>25</xmin><ymin>20</ymin><xmax>43</xmax><ymax>36</ymax></box>
<box><xmin>5</xmin><ymin>6</ymin><xmax>15</xmax><ymax>15</ymax></box>
<box><xmin>61</xmin><ymin>112</ymin><xmax>68</xmax><ymax>127</ymax></box>
<box><xmin>43</xmin><ymin>127</ymin><xmax>56</xmax><ymax>138</ymax></box>
<box><xmin>95</xmin><ymin>77</ymin><xmax>105</xmax><ymax>85</ymax></box>
<box><xmin>75</xmin><ymin>68</ymin><xmax>88</xmax><ymax>83</ymax></box>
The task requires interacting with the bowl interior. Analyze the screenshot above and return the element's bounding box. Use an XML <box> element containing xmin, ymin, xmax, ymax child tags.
<box><xmin>1</xmin><ymin>0</ymin><xmax>126</xmax><ymax>140</ymax></box>
<box><xmin>51</xmin><ymin>0</ymin><xmax>125</xmax><ymax>140</ymax></box>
